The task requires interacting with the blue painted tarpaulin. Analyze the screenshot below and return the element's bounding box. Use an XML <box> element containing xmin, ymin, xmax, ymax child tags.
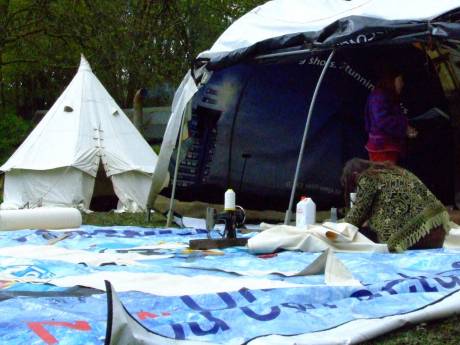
<box><xmin>0</xmin><ymin>226</ymin><xmax>459</xmax><ymax>344</ymax></box>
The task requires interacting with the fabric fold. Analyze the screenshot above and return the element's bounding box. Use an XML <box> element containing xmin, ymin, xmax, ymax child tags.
<box><xmin>247</xmin><ymin>223</ymin><xmax>388</xmax><ymax>254</ymax></box>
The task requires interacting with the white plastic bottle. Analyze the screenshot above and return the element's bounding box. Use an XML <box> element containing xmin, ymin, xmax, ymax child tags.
<box><xmin>224</xmin><ymin>189</ymin><xmax>236</xmax><ymax>211</ymax></box>
<box><xmin>296</xmin><ymin>196</ymin><xmax>316</xmax><ymax>227</ymax></box>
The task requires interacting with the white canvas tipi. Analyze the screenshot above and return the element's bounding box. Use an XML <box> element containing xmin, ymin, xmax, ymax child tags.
<box><xmin>1</xmin><ymin>55</ymin><xmax>158</xmax><ymax>212</ymax></box>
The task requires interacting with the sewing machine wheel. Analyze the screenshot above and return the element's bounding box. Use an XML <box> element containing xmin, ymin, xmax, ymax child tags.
<box><xmin>235</xmin><ymin>205</ymin><xmax>246</xmax><ymax>227</ymax></box>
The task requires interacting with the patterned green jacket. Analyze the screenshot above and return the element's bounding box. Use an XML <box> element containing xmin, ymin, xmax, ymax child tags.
<box><xmin>344</xmin><ymin>167</ymin><xmax>450</xmax><ymax>252</ymax></box>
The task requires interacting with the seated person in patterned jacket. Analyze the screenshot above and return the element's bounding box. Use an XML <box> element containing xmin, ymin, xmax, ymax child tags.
<box><xmin>341</xmin><ymin>158</ymin><xmax>450</xmax><ymax>252</ymax></box>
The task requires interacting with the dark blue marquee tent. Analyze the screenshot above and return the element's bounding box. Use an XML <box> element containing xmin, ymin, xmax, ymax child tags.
<box><xmin>148</xmin><ymin>0</ymin><xmax>460</xmax><ymax>221</ymax></box>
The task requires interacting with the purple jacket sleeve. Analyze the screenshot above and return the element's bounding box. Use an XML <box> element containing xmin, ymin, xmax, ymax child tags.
<box><xmin>367</xmin><ymin>91</ymin><xmax>408</xmax><ymax>138</ymax></box>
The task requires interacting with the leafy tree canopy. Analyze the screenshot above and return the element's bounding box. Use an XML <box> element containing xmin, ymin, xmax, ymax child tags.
<box><xmin>0</xmin><ymin>0</ymin><xmax>265</xmax><ymax>117</ymax></box>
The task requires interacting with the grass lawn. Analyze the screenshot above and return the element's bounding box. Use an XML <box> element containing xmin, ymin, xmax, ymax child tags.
<box><xmin>82</xmin><ymin>211</ymin><xmax>460</xmax><ymax>345</ymax></box>
<box><xmin>82</xmin><ymin>210</ymin><xmax>167</xmax><ymax>228</ymax></box>
<box><xmin>361</xmin><ymin>315</ymin><xmax>460</xmax><ymax>344</ymax></box>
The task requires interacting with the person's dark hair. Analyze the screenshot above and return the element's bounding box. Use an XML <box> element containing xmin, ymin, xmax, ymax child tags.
<box><xmin>375</xmin><ymin>66</ymin><xmax>403</xmax><ymax>101</ymax></box>
<box><xmin>341</xmin><ymin>158</ymin><xmax>397</xmax><ymax>207</ymax></box>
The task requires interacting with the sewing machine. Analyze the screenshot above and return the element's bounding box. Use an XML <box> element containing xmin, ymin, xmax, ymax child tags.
<box><xmin>189</xmin><ymin>206</ymin><xmax>248</xmax><ymax>249</ymax></box>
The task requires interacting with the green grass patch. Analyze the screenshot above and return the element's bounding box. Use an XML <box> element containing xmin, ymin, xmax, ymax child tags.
<box><xmin>82</xmin><ymin>210</ymin><xmax>167</xmax><ymax>228</ymax></box>
<box><xmin>361</xmin><ymin>314</ymin><xmax>460</xmax><ymax>344</ymax></box>
<box><xmin>152</xmin><ymin>144</ymin><xmax>161</xmax><ymax>154</ymax></box>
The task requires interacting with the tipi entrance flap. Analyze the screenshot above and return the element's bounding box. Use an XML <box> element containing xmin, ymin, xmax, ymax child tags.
<box><xmin>89</xmin><ymin>161</ymin><xmax>118</xmax><ymax>212</ymax></box>
<box><xmin>112</xmin><ymin>172</ymin><xmax>153</xmax><ymax>213</ymax></box>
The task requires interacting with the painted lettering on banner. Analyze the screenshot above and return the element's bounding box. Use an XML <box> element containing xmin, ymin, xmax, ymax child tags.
<box><xmin>28</xmin><ymin>321</ymin><xmax>91</xmax><ymax>345</ymax></box>
<box><xmin>351</xmin><ymin>262</ymin><xmax>460</xmax><ymax>301</ymax></box>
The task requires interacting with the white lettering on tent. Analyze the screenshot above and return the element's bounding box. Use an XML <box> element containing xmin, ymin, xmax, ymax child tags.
<box><xmin>300</xmin><ymin>56</ymin><xmax>374</xmax><ymax>90</ymax></box>
<box><xmin>285</xmin><ymin>181</ymin><xmax>342</xmax><ymax>196</ymax></box>
<box><xmin>338</xmin><ymin>32</ymin><xmax>380</xmax><ymax>46</ymax></box>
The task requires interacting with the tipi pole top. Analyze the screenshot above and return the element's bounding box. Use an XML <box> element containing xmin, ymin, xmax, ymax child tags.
<box><xmin>78</xmin><ymin>54</ymin><xmax>92</xmax><ymax>72</ymax></box>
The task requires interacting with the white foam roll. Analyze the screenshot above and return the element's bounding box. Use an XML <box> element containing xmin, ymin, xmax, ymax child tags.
<box><xmin>0</xmin><ymin>207</ymin><xmax>82</xmax><ymax>231</ymax></box>
<box><xmin>224</xmin><ymin>189</ymin><xmax>236</xmax><ymax>211</ymax></box>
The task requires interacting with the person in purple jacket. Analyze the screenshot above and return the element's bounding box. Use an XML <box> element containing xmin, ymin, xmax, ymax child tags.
<box><xmin>365</xmin><ymin>69</ymin><xmax>418</xmax><ymax>163</ymax></box>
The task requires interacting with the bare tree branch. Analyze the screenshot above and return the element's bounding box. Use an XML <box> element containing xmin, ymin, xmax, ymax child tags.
<box><xmin>4</xmin><ymin>28</ymin><xmax>44</xmax><ymax>45</ymax></box>
<box><xmin>1</xmin><ymin>59</ymin><xmax>39</xmax><ymax>66</ymax></box>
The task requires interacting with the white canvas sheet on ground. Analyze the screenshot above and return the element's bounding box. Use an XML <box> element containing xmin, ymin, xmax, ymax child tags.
<box><xmin>0</xmin><ymin>245</ymin><xmax>170</xmax><ymax>269</ymax></box>
<box><xmin>49</xmin><ymin>271</ymin><xmax>304</xmax><ymax>296</ymax></box>
<box><xmin>247</xmin><ymin>223</ymin><xmax>388</xmax><ymax>253</ymax></box>
<box><xmin>247</xmin><ymin>289</ymin><xmax>460</xmax><ymax>345</ymax></box>
<box><xmin>105</xmin><ymin>281</ymin><xmax>210</xmax><ymax>345</ymax></box>
<box><xmin>180</xmin><ymin>248</ymin><xmax>361</xmax><ymax>286</ymax></box>
<box><xmin>105</xmin><ymin>281</ymin><xmax>460</xmax><ymax>345</ymax></box>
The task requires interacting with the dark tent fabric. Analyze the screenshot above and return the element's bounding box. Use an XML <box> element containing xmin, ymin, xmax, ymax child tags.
<box><xmin>166</xmin><ymin>44</ymin><xmax>454</xmax><ymax>211</ymax></box>
<box><xmin>148</xmin><ymin>2</ymin><xmax>460</xmax><ymax>217</ymax></box>
<box><xmin>202</xmin><ymin>16</ymin><xmax>460</xmax><ymax>72</ymax></box>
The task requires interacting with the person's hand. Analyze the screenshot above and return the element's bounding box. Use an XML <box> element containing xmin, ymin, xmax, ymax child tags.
<box><xmin>406</xmin><ymin>126</ymin><xmax>418</xmax><ymax>138</ymax></box>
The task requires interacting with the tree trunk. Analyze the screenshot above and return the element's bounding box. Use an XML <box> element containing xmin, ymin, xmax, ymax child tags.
<box><xmin>0</xmin><ymin>52</ymin><xmax>4</xmax><ymax>112</ymax></box>
<box><xmin>132</xmin><ymin>88</ymin><xmax>144</xmax><ymax>134</ymax></box>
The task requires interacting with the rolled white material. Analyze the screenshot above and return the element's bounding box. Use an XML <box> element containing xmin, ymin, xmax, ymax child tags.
<box><xmin>224</xmin><ymin>189</ymin><xmax>236</xmax><ymax>211</ymax></box>
<box><xmin>0</xmin><ymin>207</ymin><xmax>82</xmax><ymax>231</ymax></box>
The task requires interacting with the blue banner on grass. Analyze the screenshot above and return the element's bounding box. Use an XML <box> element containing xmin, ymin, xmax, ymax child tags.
<box><xmin>0</xmin><ymin>226</ymin><xmax>459</xmax><ymax>344</ymax></box>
